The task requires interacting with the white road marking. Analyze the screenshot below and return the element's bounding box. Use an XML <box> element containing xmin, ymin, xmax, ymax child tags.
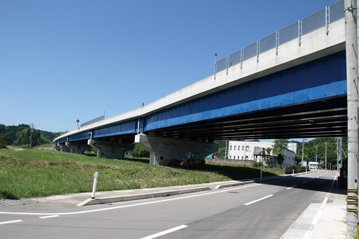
<box><xmin>140</xmin><ymin>225</ymin><xmax>188</xmax><ymax>239</ymax></box>
<box><xmin>303</xmin><ymin>195</ymin><xmax>329</xmax><ymax>239</ymax></box>
<box><xmin>0</xmin><ymin>220</ymin><xmax>23</xmax><ymax>225</ymax></box>
<box><xmin>244</xmin><ymin>194</ymin><xmax>273</xmax><ymax>206</ymax></box>
<box><xmin>286</xmin><ymin>185</ymin><xmax>297</xmax><ymax>190</ymax></box>
<box><xmin>39</xmin><ymin>215</ymin><xmax>59</xmax><ymax>219</ymax></box>
<box><xmin>303</xmin><ymin>172</ymin><xmax>336</xmax><ymax>239</ymax></box>
<box><xmin>0</xmin><ymin>184</ymin><xmax>261</xmax><ymax>216</ymax></box>
<box><xmin>312</xmin><ymin>196</ymin><xmax>328</xmax><ymax>225</ymax></box>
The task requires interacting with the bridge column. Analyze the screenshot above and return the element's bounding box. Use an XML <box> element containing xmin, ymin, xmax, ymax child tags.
<box><xmin>65</xmin><ymin>142</ymin><xmax>88</xmax><ymax>154</ymax></box>
<box><xmin>135</xmin><ymin>134</ymin><xmax>218</xmax><ymax>165</ymax></box>
<box><xmin>53</xmin><ymin>142</ymin><xmax>62</xmax><ymax>151</ymax></box>
<box><xmin>87</xmin><ymin>139</ymin><xmax>131</xmax><ymax>159</ymax></box>
<box><xmin>58</xmin><ymin>143</ymin><xmax>71</xmax><ymax>153</ymax></box>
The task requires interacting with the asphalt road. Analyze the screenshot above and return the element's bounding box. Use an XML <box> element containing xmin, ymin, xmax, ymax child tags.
<box><xmin>0</xmin><ymin>170</ymin><xmax>336</xmax><ymax>239</ymax></box>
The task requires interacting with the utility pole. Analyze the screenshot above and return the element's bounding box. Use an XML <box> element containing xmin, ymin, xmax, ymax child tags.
<box><xmin>301</xmin><ymin>139</ymin><xmax>308</xmax><ymax>167</ymax></box>
<box><xmin>315</xmin><ymin>145</ymin><xmax>318</xmax><ymax>163</ymax></box>
<box><xmin>325</xmin><ymin>142</ymin><xmax>327</xmax><ymax>170</ymax></box>
<box><xmin>337</xmin><ymin>137</ymin><xmax>343</xmax><ymax>174</ymax></box>
<box><xmin>224</xmin><ymin>140</ymin><xmax>228</xmax><ymax>159</ymax></box>
<box><xmin>345</xmin><ymin>0</ymin><xmax>358</xmax><ymax>237</ymax></box>
<box><xmin>29</xmin><ymin>123</ymin><xmax>34</xmax><ymax>148</ymax></box>
<box><xmin>301</xmin><ymin>140</ymin><xmax>305</xmax><ymax>166</ymax></box>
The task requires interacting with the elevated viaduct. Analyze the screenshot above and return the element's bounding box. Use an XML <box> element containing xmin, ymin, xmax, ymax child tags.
<box><xmin>54</xmin><ymin>0</ymin><xmax>346</xmax><ymax>165</ymax></box>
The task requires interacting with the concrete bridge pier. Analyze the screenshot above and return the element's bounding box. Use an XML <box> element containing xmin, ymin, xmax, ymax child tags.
<box><xmin>65</xmin><ymin>142</ymin><xmax>88</xmax><ymax>154</ymax></box>
<box><xmin>58</xmin><ymin>143</ymin><xmax>71</xmax><ymax>153</ymax></box>
<box><xmin>135</xmin><ymin>134</ymin><xmax>218</xmax><ymax>165</ymax></box>
<box><xmin>53</xmin><ymin>142</ymin><xmax>62</xmax><ymax>151</ymax></box>
<box><xmin>88</xmin><ymin>138</ymin><xmax>131</xmax><ymax>159</ymax></box>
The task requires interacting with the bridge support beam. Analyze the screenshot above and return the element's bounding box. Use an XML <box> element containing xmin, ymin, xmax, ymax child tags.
<box><xmin>65</xmin><ymin>142</ymin><xmax>88</xmax><ymax>154</ymax></box>
<box><xmin>135</xmin><ymin>134</ymin><xmax>218</xmax><ymax>165</ymax></box>
<box><xmin>88</xmin><ymin>139</ymin><xmax>131</xmax><ymax>159</ymax></box>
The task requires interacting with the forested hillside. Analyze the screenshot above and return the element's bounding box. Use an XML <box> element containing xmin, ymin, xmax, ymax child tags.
<box><xmin>0</xmin><ymin>124</ymin><xmax>61</xmax><ymax>147</ymax></box>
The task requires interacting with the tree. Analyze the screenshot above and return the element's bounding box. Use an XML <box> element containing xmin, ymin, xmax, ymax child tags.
<box><xmin>295</xmin><ymin>155</ymin><xmax>301</xmax><ymax>166</ymax></box>
<box><xmin>217</xmin><ymin>147</ymin><xmax>225</xmax><ymax>159</ymax></box>
<box><xmin>131</xmin><ymin>144</ymin><xmax>150</xmax><ymax>158</ymax></box>
<box><xmin>0</xmin><ymin>135</ymin><xmax>6</xmax><ymax>149</ymax></box>
<box><xmin>277</xmin><ymin>154</ymin><xmax>284</xmax><ymax>165</ymax></box>
<box><xmin>0</xmin><ymin>124</ymin><xmax>61</xmax><ymax>146</ymax></box>
<box><xmin>272</xmin><ymin>139</ymin><xmax>289</xmax><ymax>156</ymax></box>
<box><xmin>272</xmin><ymin>139</ymin><xmax>289</xmax><ymax>166</ymax></box>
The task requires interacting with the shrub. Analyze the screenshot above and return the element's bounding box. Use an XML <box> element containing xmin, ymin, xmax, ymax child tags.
<box><xmin>0</xmin><ymin>135</ymin><xmax>7</xmax><ymax>149</ymax></box>
<box><xmin>285</xmin><ymin>166</ymin><xmax>306</xmax><ymax>174</ymax></box>
<box><xmin>252</xmin><ymin>161</ymin><xmax>263</xmax><ymax>168</ymax></box>
<box><xmin>131</xmin><ymin>144</ymin><xmax>150</xmax><ymax>158</ymax></box>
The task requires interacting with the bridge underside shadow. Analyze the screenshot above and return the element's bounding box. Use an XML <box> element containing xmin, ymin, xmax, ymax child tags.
<box><xmin>150</xmin><ymin>95</ymin><xmax>347</xmax><ymax>141</ymax></box>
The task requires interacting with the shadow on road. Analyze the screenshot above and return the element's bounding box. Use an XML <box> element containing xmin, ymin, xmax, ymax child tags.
<box><xmin>123</xmin><ymin>157</ymin><xmax>345</xmax><ymax>195</ymax></box>
<box><xmin>185</xmin><ymin>164</ymin><xmax>344</xmax><ymax>195</ymax></box>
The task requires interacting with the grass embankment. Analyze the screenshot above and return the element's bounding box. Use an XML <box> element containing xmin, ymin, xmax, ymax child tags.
<box><xmin>0</xmin><ymin>149</ymin><xmax>284</xmax><ymax>199</ymax></box>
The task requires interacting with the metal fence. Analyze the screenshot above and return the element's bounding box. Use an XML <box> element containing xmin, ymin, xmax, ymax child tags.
<box><xmin>260</xmin><ymin>33</ymin><xmax>276</xmax><ymax>54</ymax></box>
<box><xmin>215</xmin><ymin>0</ymin><xmax>344</xmax><ymax>74</ymax></box>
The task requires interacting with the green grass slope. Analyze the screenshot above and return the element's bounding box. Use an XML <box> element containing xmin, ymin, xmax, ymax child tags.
<box><xmin>0</xmin><ymin>148</ymin><xmax>283</xmax><ymax>199</ymax></box>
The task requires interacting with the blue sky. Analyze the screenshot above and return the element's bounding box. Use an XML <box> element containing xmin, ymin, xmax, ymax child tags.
<box><xmin>0</xmin><ymin>0</ymin><xmax>336</xmax><ymax>132</ymax></box>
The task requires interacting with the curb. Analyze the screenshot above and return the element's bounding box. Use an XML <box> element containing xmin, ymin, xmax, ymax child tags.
<box><xmin>215</xmin><ymin>180</ymin><xmax>255</xmax><ymax>189</ymax></box>
<box><xmin>78</xmin><ymin>172</ymin><xmax>312</xmax><ymax>207</ymax></box>
<box><xmin>78</xmin><ymin>186</ymin><xmax>212</xmax><ymax>207</ymax></box>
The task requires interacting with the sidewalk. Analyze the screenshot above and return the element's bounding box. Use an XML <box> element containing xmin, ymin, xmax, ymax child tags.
<box><xmin>281</xmin><ymin>184</ymin><xmax>346</xmax><ymax>239</ymax></box>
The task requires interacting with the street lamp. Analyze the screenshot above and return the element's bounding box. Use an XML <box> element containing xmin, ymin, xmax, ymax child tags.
<box><xmin>214</xmin><ymin>53</ymin><xmax>218</xmax><ymax>80</ymax></box>
<box><xmin>76</xmin><ymin>119</ymin><xmax>80</xmax><ymax>130</ymax></box>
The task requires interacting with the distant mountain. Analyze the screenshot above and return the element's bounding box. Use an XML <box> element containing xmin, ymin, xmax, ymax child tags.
<box><xmin>0</xmin><ymin>124</ymin><xmax>62</xmax><ymax>147</ymax></box>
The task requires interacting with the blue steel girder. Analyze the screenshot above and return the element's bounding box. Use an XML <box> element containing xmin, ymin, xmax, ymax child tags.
<box><xmin>68</xmin><ymin>131</ymin><xmax>92</xmax><ymax>142</ymax></box>
<box><xmin>56</xmin><ymin>51</ymin><xmax>346</xmax><ymax>143</ymax></box>
<box><xmin>63</xmin><ymin>120</ymin><xmax>139</xmax><ymax>143</ymax></box>
<box><xmin>144</xmin><ymin>51</ymin><xmax>346</xmax><ymax>132</ymax></box>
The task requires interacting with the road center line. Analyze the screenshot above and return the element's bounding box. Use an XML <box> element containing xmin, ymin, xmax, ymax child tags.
<box><xmin>140</xmin><ymin>225</ymin><xmax>188</xmax><ymax>239</ymax></box>
<box><xmin>244</xmin><ymin>194</ymin><xmax>273</xmax><ymax>206</ymax></box>
<box><xmin>0</xmin><ymin>220</ymin><xmax>23</xmax><ymax>225</ymax></box>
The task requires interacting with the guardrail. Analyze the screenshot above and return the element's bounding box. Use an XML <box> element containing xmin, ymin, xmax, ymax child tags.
<box><xmin>215</xmin><ymin>0</ymin><xmax>344</xmax><ymax>73</ymax></box>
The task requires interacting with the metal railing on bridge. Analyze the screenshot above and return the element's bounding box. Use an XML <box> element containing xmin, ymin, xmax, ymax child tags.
<box><xmin>215</xmin><ymin>0</ymin><xmax>344</xmax><ymax>73</ymax></box>
<box><xmin>80</xmin><ymin>115</ymin><xmax>105</xmax><ymax>128</ymax></box>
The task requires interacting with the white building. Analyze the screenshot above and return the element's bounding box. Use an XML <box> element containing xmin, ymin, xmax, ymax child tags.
<box><xmin>226</xmin><ymin>141</ymin><xmax>296</xmax><ymax>167</ymax></box>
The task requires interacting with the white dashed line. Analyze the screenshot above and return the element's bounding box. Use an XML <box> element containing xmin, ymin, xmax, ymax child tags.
<box><xmin>244</xmin><ymin>194</ymin><xmax>273</xmax><ymax>206</ymax></box>
<box><xmin>140</xmin><ymin>225</ymin><xmax>188</xmax><ymax>239</ymax></box>
<box><xmin>0</xmin><ymin>220</ymin><xmax>23</xmax><ymax>225</ymax></box>
<box><xmin>39</xmin><ymin>215</ymin><xmax>59</xmax><ymax>219</ymax></box>
<box><xmin>286</xmin><ymin>185</ymin><xmax>297</xmax><ymax>190</ymax></box>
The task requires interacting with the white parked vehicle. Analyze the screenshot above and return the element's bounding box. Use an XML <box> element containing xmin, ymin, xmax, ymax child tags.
<box><xmin>308</xmin><ymin>161</ymin><xmax>319</xmax><ymax>171</ymax></box>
